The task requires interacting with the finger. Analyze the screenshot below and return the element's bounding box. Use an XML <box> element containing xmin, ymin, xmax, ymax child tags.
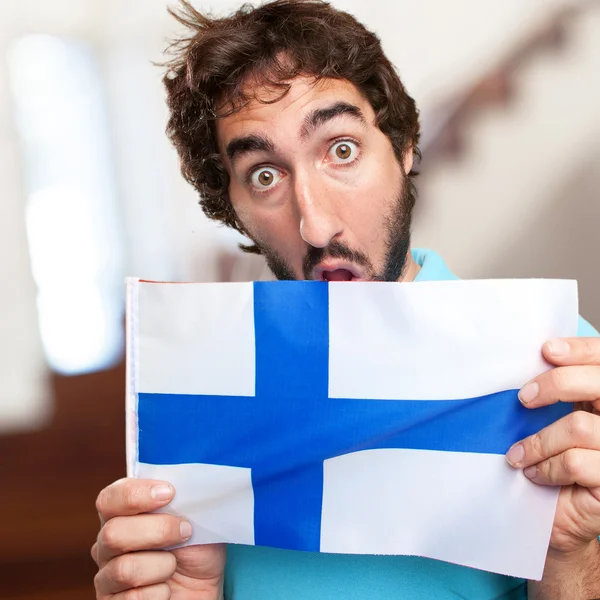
<box><xmin>518</xmin><ymin>365</ymin><xmax>600</xmax><ymax>409</ymax></box>
<box><xmin>110</xmin><ymin>583</ymin><xmax>171</xmax><ymax>600</ymax></box>
<box><xmin>506</xmin><ymin>411</ymin><xmax>600</xmax><ymax>468</ymax></box>
<box><xmin>543</xmin><ymin>337</ymin><xmax>600</xmax><ymax>367</ymax></box>
<box><xmin>96</xmin><ymin>478</ymin><xmax>175</xmax><ymax>525</ymax></box>
<box><xmin>94</xmin><ymin>550</ymin><xmax>176</xmax><ymax>595</ymax></box>
<box><xmin>97</xmin><ymin>514</ymin><xmax>193</xmax><ymax>566</ymax></box>
<box><xmin>91</xmin><ymin>542</ymin><xmax>99</xmax><ymax>565</ymax></box>
<box><xmin>523</xmin><ymin>448</ymin><xmax>600</xmax><ymax>486</ymax></box>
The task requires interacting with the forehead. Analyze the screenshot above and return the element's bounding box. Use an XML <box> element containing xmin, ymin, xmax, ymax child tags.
<box><xmin>215</xmin><ymin>77</ymin><xmax>375</xmax><ymax>150</ymax></box>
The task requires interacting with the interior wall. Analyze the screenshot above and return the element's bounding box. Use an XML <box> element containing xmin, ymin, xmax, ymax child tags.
<box><xmin>412</xmin><ymin>7</ymin><xmax>600</xmax><ymax>328</ymax></box>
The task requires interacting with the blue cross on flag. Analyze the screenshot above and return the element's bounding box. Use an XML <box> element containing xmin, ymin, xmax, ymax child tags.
<box><xmin>126</xmin><ymin>278</ymin><xmax>577</xmax><ymax>580</ymax></box>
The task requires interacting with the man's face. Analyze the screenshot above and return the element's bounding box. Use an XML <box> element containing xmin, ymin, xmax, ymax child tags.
<box><xmin>216</xmin><ymin>77</ymin><xmax>414</xmax><ymax>281</ymax></box>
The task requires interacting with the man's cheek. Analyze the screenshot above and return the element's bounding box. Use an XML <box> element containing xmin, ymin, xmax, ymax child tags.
<box><xmin>230</xmin><ymin>205</ymin><xmax>269</xmax><ymax>246</ymax></box>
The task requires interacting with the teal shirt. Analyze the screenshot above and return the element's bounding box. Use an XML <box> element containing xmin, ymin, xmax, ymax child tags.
<box><xmin>224</xmin><ymin>248</ymin><xmax>598</xmax><ymax>600</ymax></box>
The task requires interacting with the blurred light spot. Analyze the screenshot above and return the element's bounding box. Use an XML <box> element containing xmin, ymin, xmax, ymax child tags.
<box><xmin>8</xmin><ymin>35</ymin><xmax>125</xmax><ymax>375</ymax></box>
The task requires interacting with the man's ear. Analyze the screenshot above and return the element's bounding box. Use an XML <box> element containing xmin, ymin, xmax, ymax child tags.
<box><xmin>403</xmin><ymin>147</ymin><xmax>414</xmax><ymax>175</ymax></box>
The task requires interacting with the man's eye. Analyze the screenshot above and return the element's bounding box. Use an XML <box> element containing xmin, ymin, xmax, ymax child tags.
<box><xmin>329</xmin><ymin>140</ymin><xmax>358</xmax><ymax>163</ymax></box>
<box><xmin>249</xmin><ymin>167</ymin><xmax>282</xmax><ymax>190</ymax></box>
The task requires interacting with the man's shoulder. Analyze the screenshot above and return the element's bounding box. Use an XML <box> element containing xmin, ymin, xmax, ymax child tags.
<box><xmin>412</xmin><ymin>249</ymin><xmax>599</xmax><ymax>339</ymax></box>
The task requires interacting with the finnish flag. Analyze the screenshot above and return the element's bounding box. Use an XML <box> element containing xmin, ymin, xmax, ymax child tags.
<box><xmin>126</xmin><ymin>278</ymin><xmax>578</xmax><ymax>580</ymax></box>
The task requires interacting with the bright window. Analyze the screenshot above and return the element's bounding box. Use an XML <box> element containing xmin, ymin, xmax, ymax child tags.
<box><xmin>8</xmin><ymin>35</ymin><xmax>125</xmax><ymax>375</ymax></box>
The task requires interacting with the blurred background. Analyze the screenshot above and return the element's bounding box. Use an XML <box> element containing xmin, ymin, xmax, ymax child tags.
<box><xmin>0</xmin><ymin>0</ymin><xmax>598</xmax><ymax>597</ymax></box>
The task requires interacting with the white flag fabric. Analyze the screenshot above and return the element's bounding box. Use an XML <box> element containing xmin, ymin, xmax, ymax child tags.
<box><xmin>126</xmin><ymin>278</ymin><xmax>578</xmax><ymax>580</ymax></box>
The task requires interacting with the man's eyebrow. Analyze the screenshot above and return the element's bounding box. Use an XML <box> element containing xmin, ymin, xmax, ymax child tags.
<box><xmin>225</xmin><ymin>134</ymin><xmax>275</xmax><ymax>165</ymax></box>
<box><xmin>300</xmin><ymin>102</ymin><xmax>367</xmax><ymax>140</ymax></box>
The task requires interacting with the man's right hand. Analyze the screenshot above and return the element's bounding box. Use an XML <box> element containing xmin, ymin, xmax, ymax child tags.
<box><xmin>93</xmin><ymin>478</ymin><xmax>226</xmax><ymax>599</ymax></box>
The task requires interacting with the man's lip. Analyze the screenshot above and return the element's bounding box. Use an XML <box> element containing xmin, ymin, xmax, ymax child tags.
<box><xmin>312</xmin><ymin>262</ymin><xmax>367</xmax><ymax>281</ymax></box>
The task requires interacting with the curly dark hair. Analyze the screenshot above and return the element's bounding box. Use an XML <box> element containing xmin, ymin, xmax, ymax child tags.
<box><xmin>163</xmin><ymin>0</ymin><xmax>420</xmax><ymax>253</ymax></box>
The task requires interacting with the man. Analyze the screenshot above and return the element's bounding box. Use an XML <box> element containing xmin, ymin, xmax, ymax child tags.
<box><xmin>92</xmin><ymin>1</ymin><xmax>600</xmax><ymax>598</ymax></box>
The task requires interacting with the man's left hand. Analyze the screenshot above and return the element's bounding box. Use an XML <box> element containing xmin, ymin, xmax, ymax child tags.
<box><xmin>505</xmin><ymin>337</ymin><xmax>600</xmax><ymax>555</ymax></box>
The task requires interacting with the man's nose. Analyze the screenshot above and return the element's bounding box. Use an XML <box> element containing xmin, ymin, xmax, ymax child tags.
<box><xmin>295</xmin><ymin>176</ymin><xmax>343</xmax><ymax>249</ymax></box>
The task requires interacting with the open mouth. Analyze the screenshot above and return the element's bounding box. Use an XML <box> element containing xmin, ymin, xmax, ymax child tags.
<box><xmin>313</xmin><ymin>262</ymin><xmax>366</xmax><ymax>282</ymax></box>
<box><xmin>322</xmin><ymin>268</ymin><xmax>355</xmax><ymax>282</ymax></box>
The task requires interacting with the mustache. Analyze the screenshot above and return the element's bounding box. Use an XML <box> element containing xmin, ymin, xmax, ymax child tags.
<box><xmin>302</xmin><ymin>240</ymin><xmax>371</xmax><ymax>279</ymax></box>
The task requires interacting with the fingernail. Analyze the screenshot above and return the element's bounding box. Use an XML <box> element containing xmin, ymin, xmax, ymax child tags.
<box><xmin>524</xmin><ymin>465</ymin><xmax>537</xmax><ymax>479</ymax></box>
<box><xmin>547</xmin><ymin>339</ymin><xmax>570</xmax><ymax>358</ymax></box>
<box><xmin>151</xmin><ymin>484</ymin><xmax>173</xmax><ymax>501</ymax></box>
<box><xmin>505</xmin><ymin>443</ymin><xmax>525</xmax><ymax>466</ymax></box>
<box><xmin>180</xmin><ymin>521</ymin><xmax>193</xmax><ymax>539</ymax></box>
<box><xmin>519</xmin><ymin>382</ymin><xmax>539</xmax><ymax>405</ymax></box>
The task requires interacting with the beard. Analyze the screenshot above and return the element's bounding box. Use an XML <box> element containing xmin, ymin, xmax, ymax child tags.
<box><xmin>256</xmin><ymin>174</ymin><xmax>415</xmax><ymax>282</ymax></box>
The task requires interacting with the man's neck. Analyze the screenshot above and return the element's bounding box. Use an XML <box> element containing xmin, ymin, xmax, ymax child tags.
<box><xmin>400</xmin><ymin>250</ymin><xmax>421</xmax><ymax>282</ymax></box>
